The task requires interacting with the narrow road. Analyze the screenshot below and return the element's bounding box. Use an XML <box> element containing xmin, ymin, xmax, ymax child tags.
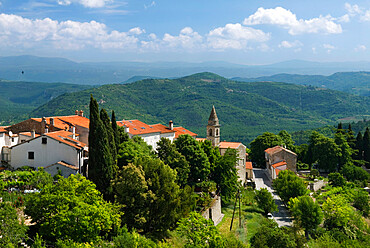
<box><xmin>253</xmin><ymin>168</ymin><xmax>292</xmax><ymax>227</ymax></box>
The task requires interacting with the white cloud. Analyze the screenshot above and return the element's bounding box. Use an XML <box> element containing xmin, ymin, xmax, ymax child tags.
<box><xmin>162</xmin><ymin>27</ymin><xmax>203</xmax><ymax>49</ymax></box>
<box><xmin>278</xmin><ymin>40</ymin><xmax>303</xmax><ymax>49</ymax></box>
<box><xmin>57</xmin><ymin>0</ymin><xmax>112</xmax><ymax>8</ymax></box>
<box><xmin>323</xmin><ymin>44</ymin><xmax>335</xmax><ymax>53</ymax></box>
<box><xmin>345</xmin><ymin>3</ymin><xmax>362</xmax><ymax>16</ymax></box>
<box><xmin>243</xmin><ymin>7</ymin><xmax>342</xmax><ymax>35</ymax></box>
<box><xmin>129</xmin><ymin>27</ymin><xmax>145</xmax><ymax>35</ymax></box>
<box><xmin>338</xmin><ymin>14</ymin><xmax>350</xmax><ymax>23</ymax></box>
<box><xmin>207</xmin><ymin>23</ymin><xmax>270</xmax><ymax>50</ymax></box>
<box><xmin>0</xmin><ymin>13</ymin><xmax>140</xmax><ymax>50</ymax></box>
<box><xmin>361</xmin><ymin>10</ymin><xmax>370</xmax><ymax>21</ymax></box>
<box><xmin>144</xmin><ymin>1</ymin><xmax>156</xmax><ymax>9</ymax></box>
<box><xmin>354</xmin><ymin>45</ymin><xmax>367</xmax><ymax>51</ymax></box>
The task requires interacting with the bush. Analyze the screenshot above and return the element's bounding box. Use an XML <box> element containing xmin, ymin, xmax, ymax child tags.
<box><xmin>328</xmin><ymin>173</ymin><xmax>346</xmax><ymax>187</ymax></box>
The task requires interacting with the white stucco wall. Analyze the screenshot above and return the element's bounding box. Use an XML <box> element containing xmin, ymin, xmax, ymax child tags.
<box><xmin>138</xmin><ymin>132</ymin><xmax>161</xmax><ymax>151</ymax></box>
<box><xmin>10</xmin><ymin>136</ymin><xmax>83</xmax><ymax>170</ymax></box>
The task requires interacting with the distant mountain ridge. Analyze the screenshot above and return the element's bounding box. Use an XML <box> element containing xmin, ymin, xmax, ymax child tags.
<box><xmin>1</xmin><ymin>55</ymin><xmax>370</xmax><ymax>85</ymax></box>
<box><xmin>232</xmin><ymin>71</ymin><xmax>370</xmax><ymax>96</ymax></box>
<box><xmin>30</xmin><ymin>72</ymin><xmax>370</xmax><ymax>144</ymax></box>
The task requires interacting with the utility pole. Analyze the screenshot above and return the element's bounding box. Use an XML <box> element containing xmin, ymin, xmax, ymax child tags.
<box><xmin>230</xmin><ymin>190</ymin><xmax>241</xmax><ymax>231</ymax></box>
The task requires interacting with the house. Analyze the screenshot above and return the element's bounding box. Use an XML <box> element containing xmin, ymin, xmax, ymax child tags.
<box><xmin>245</xmin><ymin>161</ymin><xmax>253</xmax><ymax>180</ymax></box>
<box><xmin>116</xmin><ymin>119</ymin><xmax>197</xmax><ymax>151</ymax></box>
<box><xmin>1</xmin><ymin>127</ymin><xmax>18</xmax><ymax>162</ymax></box>
<box><xmin>201</xmin><ymin>106</ymin><xmax>251</xmax><ymax>185</ymax></box>
<box><xmin>6</xmin><ymin>130</ymin><xmax>86</xmax><ymax>175</ymax></box>
<box><xmin>265</xmin><ymin>146</ymin><xmax>297</xmax><ymax>180</ymax></box>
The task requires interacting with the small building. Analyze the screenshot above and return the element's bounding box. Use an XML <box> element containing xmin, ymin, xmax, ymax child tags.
<box><xmin>265</xmin><ymin>146</ymin><xmax>297</xmax><ymax>180</ymax></box>
<box><xmin>44</xmin><ymin>161</ymin><xmax>79</xmax><ymax>178</ymax></box>
<box><xmin>245</xmin><ymin>161</ymin><xmax>253</xmax><ymax>180</ymax></box>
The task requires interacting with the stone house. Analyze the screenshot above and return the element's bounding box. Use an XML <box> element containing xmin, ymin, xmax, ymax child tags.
<box><xmin>265</xmin><ymin>146</ymin><xmax>297</xmax><ymax>180</ymax></box>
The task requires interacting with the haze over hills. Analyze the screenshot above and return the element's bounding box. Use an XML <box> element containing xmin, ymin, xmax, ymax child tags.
<box><xmin>2</xmin><ymin>55</ymin><xmax>370</xmax><ymax>85</ymax></box>
<box><xmin>30</xmin><ymin>72</ymin><xmax>370</xmax><ymax>144</ymax></box>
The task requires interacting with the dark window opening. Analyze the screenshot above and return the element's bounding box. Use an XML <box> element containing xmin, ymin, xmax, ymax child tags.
<box><xmin>28</xmin><ymin>152</ymin><xmax>34</xmax><ymax>160</ymax></box>
<box><xmin>209</xmin><ymin>129</ymin><xmax>212</xmax><ymax>136</ymax></box>
<box><xmin>42</xmin><ymin>137</ymin><xmax>47</xmax><ymax>144</ymax></box>
<box><xmin>216</xmin><ymin>129</ymin><xmax>219</xmax><ymax>136</ymax></box>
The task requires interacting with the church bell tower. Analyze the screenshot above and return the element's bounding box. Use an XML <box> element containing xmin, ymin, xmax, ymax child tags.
<box><xmin>206</xmin><ymin>106</ymin><xmax>220</xmax><ymax>147</ymax></box>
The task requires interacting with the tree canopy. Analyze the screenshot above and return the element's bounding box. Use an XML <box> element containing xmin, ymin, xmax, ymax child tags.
<box><xmin>272</xmin><ymin>170</ymin><xmax>307</xmax><ymax>203</ymax></box>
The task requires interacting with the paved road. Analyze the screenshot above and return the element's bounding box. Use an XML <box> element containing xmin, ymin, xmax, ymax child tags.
<box><xmin>253</xmin><ymin>168</ymin><xmax>292</xmax><ymax>227</ymax></box>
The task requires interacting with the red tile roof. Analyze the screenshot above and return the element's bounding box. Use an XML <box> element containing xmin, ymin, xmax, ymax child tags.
<box><xmin>45</xmin><ymin>161</ymin><xmax>79</xmax><ymax>170</ymax></box>
<box><xmin>0</xmin><ymin>126</ymin><xmax>8</xmax><ymax>133</ymax></box>
<box><xmin>150</xmin><ymin>124</ymin><xmax>176</xmax><ymax>134</ymax></box>
<box><xmin>116</xmin><ymin>120</ymin><xmax>161</xmax><ymax>135</ymax></box>
<box><xmin>173</xmin><ymin>127</ymin><xmax>197</xmax><ymax>139</ymax></box>
<box><xmin>219</xmin><ymin>141</ymin><xmax>243</xmax><ymax>149</ymax></box>
<box><xmin>246</xmin><ymin>161</ymin><xmax>253</xmax><ymax>170</ymax></box>
<box><xmin>18</xmin><ymin>132</ymin><xmax>40</xmax><ymax>138</ymax></box>
<box><xmin>45</xmin><ymin>131</ymin><xmax>86</xmax><ymax>149</ymax></box>
<box><xmin>271</xmin><ymin>160</ymin><xmax>287</xmax><ymax>168</ymax></box>
<box><xmin>276</xmin><ymin>168</ymin><xmax>282</xmax><ymax>176</ymax></box>
<box><xmin>265</xmin><ymin>146</ymin><xmax>297</xmax><ymax>156</ymax></box>
<box><xmin>32</xmin><ymin>115</ymin><xmax>90</xmax><ymax>130</ymax></box>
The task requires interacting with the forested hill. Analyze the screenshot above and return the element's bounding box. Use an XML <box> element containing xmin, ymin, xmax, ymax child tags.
<box><xmin>232</xmin><ymin>71</ymin><xmax>370</xmax><ymax>96</ymax></box>
<box><xmin>31</xmin><ymin>72</ymin><xmax>370</xmax><ymax>144</ymax></box>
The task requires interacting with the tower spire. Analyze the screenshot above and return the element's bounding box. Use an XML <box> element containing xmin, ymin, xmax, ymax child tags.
<box><xmin>206</xmin><ymin>105</ymin><xmax>220</xmax><ymax>147</ymax></box>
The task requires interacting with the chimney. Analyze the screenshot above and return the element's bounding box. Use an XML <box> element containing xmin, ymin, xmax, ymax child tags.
<box><xmin>169</xmin><ymin>120</ymin><xmax>174</xmax><ymax>130</ymax></box>
<box><xmin>45</xmin><ymin>126</ymin><xmax>48</xmax><ymax>133</ymax></box>
<box><xmin>31</xmin><ymin>130</ymin><xmax>35</xmax><ymax>138</ymax></box>
<box><xmin>78</xmin><ymin>110</ymin><xmax>84</xmax><ymax>117</ymax></box>
<box><xmin>72</xmin><ymin>126</ymin><xmax>76</xmax><ymax>140</ymax></box>
<box><xmin>75</xmin><ymin>110</ymin><xmax>79</xmax><ymax>115</ymax></box>
<box><xmin>42</xmin><ymin>117</ymin><xmax>47</xmax><ymax>134</ymax></box>
<box><xmin>124</xmin><ymin>125</ymin><xmax>129</xmax><ymax>133</ymax></box>
<box><xmin>49</xmin><ymin>118</ymin><xmax>54</xmax><ymax>132</ymax></box>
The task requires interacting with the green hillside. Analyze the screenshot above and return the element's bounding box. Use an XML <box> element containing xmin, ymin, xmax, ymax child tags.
<box><xmin>0</xmin><ymin>80</ymin><xmax>92</xmax><ymax>125</ymax></box>
<box><xmin>31</xmin><ymin>72</ymin><xmax>370</xmax><ymax>144</ymax></box>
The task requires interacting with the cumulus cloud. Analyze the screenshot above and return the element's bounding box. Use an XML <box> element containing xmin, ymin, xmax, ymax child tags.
<box><xmin>345</xmin><ymin>3</ymin><xmax>362</xmax><ymax>16</ymax></box>
<box><xmin>243</xmin><ymin>7</ymin><xmax>342</xmax><ymax>35</ymax></box>
<box><xmin>362</xmin><ymin>10</ymin><xmax>370</xmax><ymax>21</ymax></box>
<box><xmin>0</xmin><ymin>13</ymin><xmax>140</xmax><ymax>50</ymax></box>
<box><xmin>278</xmin><ymin>40</ymin><xmax>303</xmax><ymax>49</ymax></box>
<box><xmin>323</xmin><ymin>44</ymin><xmax>335</xmax><ymax>53</ymax></box>
<box><xmin>207</xmin><ymin>23</ymin><xmax>270</xmax><ymax>50</ymax></box>
<box><xmin>354</xmin><ymin>45</ymin><xmax>366</xmax><ymax>52</ymax></box>
<box><xmin>57</xmin><ymin>0</ymin><xmax>112</xmax><ymax>8</ymax></box>
<box><xmin>162</xmin><ymin>27</ymin><xmax>203</xmax><ymax>49</ymax></box>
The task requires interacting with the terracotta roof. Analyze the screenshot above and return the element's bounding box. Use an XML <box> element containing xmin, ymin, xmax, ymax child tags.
<box><xmin>18</xmin><ymin>132</ymin><xmax>40</xmax><ymax>138</ymax></box>
<box><xmin>219</xmin><ymin>141</ymin><xmax>243</xmax><ymax>149</ymax></box>
<box><xmin>265</xmin><ymin>146</ymin><xmax>297</xmax><ymax>156</ymax></box>
<box><xmin>32</xmin><ymin>115</ymin><xmax>90</xmax><ymax>130</ymax></box>
<box><xmin>45</xmin><ymin>131</ymin><xmax>86</xmax><ymax>149</ymax></box>
<box><xmin>271</xmin><ymin>160</ymin><xmax>287</xmax><ymax>168</ymax></box>
<box><xmin>0</xmin><ymin>126</ymin><xmax>8</xmax><ymax>133</ymax></box>
<box><xmin>150</xmin><ymin>124</ymin><xmax>176</xmax><ymax>134</ymax></box>
<box><xmin>246</xmin><ymin>161</ymin><xmax>253</xmax><ymax>170</ymax></box>
<box><xmin>117</xmin><ymin>120</ymin><xmax>161</xmax><ymax>135</ymax></box>
<box><xmin>45</xmin><ymin>161</ymin><xmax>79</xmax><ymax>170</ymax></box>
<box><xmin>173</xmin><ymin>127</ymin><xmax>197</xmax><ymax>139</ymax></box>
<box><xmin>276</xmin><ymin>168</ymin><xmax>281</xmax><ymax>176</ymax></box>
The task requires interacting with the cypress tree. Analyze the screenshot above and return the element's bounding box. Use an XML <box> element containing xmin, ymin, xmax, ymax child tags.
<box><xmin>363</xmin><ymin>128</ymin><xmax>370</xmax><ymax>163</ymax></box>
<box><xmin>100</xmin><ymin>108</ymin><xmax>117</xmax><ymax>168</ymax></box>
<box><xmin>336</xmin><ymin>122</ymin><xmax>344</xmax><ymax>134</ymax></box>
<box><xmin>111</xmin><ymin>110</ymin><xmax>120</xmax><ymax>154</ymax></box>
<box><xmin>88</xmin><ymin>95</ymin><xmax>114</xmax><ymax>199</ymax></box>
<box><xmin>355</xmin><ymin>132</ymin><xmax>363</xmax><ymax>160</ymax></box>
<box><xmin>347</xmin><ymin>124</ymin><xmax>356</xmax><ymax>150</ymax></box>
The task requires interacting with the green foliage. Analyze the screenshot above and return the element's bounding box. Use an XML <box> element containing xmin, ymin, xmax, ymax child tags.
<box><xmin>322</xmin><ymin>195</ymin><xmax>352</xmax><ymax>230</ymax></box>
<box><xmin>174</xmin><ymin>134</ymin><xmax>210</xmax><ymax>184</ymax></box>
<box><xmin>250</xmin><ymin>132</ymin><xmax>282</xmax><ymax>167</ymax></box>
<box><xmin>176</xmin><ymin>211</ymin><xmax>223</xmax><ymax>248</ymax></box>
<box><xmin>272</xmin><ymin>170</ymin><xmax>307</xmax><ymax>203</ymax></box>
<box><xmin>0</xmin><ymin>202</ymin><xmax>28</xmax><ymax>247</ymax></box>
<box><xmin>25</xmin><ymin>174</ymin><xmax>121</xmax><ymax>243</ymax></box>
<box><xmin>310</xmin><ymin>169</ymin><xmax>320</xmax><ymax>179</ymax></box>
<box><xmin>156</xmin><ymin>137</ymin><xmax>190</xmax><ymax>187</ymax></box>
<box><xmin>113</xmin><ymin>226</ymin><xmax>168</xmax><ymax>248</ymax></box>
<box><xmin>117</xmin><ymin>136</ymin><xmax>155</xmax><ymax>168</ymax></box>
<box><xmin>100</xmin><ymin>108</ymin><xmax>117</xmax><ymax>172</ymax></box>
<box><xmin>278</xmin><ymin>130</ymin><xmax>295</xmax><ymax>151</ymax></box>
<box><xmin>31</xmin><ymin>233</ymin><xmax>46</xmax><ymax>248</ymax></box>
<box><xmin>328</xmin><ymin>173</ymin><xmax>346</xmax><ymax>187</ymax></box>
<box><xmin>255</xmin><ymin>188</ymin><xmax>278</xmax><ymax>215</ymax></box>
<box><xmin>353</xmin><ymin>189</ymin><xmax>370</xmax><ymax>217</ymax></box>
<box><xmin>334</xmin><ymin>133</ymin><xmax>353</xmax><ymax>168</ymax></box>
<box><xmin>250</xmin><ymin>220</ymin><xmax>298</xmax><ymax>248</ymax></box>
<box><xmin>340</xmin><ymin>163</ymin><xmax>369</xmax><ymax>184</ymax></box>
<box><xmin>288</xmin><ymin>195</ymin><xmax>323</xmax><ymax>235</ymax></box>
<box><xmin>363</xmin><ymin>127</ymin><xmax>370</xmax><ymax>164</ymax></box>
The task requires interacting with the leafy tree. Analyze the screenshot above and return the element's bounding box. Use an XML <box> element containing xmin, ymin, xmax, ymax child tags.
<box><xmin>328</xmin><ymin>173</ymin><xmax>346</xmax><ymax>187</ymax></box>
<box><xmin>112</xmin><ymin>226</ymin><xmax>169</xmax><ymax>248</ymax></box>
<box><xmin>88</xmin><ymin>95</ymin><xmax>115</xmax><ymax>198</ymax></box>
<box><xmin>156</xmin><ymin>137</ymin><xmax>190</xmax><ymax>187</ymax></box>
<box><xmin>255</xmin><ymin>188</ymin><xmax>278</xmax><ymax>215</ymax></box>
<box><xmin>29</xmin><ymin>167</ymin><xmax>53</xmax><ymax>189</ymax></box>
<box><xmin>25</xmin><ymin>174</ymin><xmax>121</xmax><ymax>243</ymax></box>
<box><xmin>250</xmin><ymin>132</ymin><xmax>282</xmax><ymax>167</ymax></box>
<box><xmin>176</xmin><ymin>211</ymin><xmax>223</xmax><ymax>248</ymax></box>
<box><xmin>322</xmin><ymin>195</ymin><xmax>352</xmax><ymax>230</ymax></box>
<box><xmin>0</xmin><ymin>202</ymin><xmax>28</xmax><ymax>247</ymax></box>
<box><xmin>310</xmin><ymin>169</ymin><xmax>319</xmax><ymax>179</ymax></box>
<box><xmin>250</xmin><ymin>220</ymin><xmax>297</xmax><ymax>248</ymax></box>
<box><xmin>272</xmin><ymin>170</ymin><xmax>307</xmax><ymax>203</ymax></box>
<box><xmin>363</xmin><ymin>127</ymin><xmax>370</xmax><ymax>164</ymax></box>
<box><xmin>340</xmin><ymin>163</ymin><xmax>369</xmax><ymax>183</ymax></box>
<box><xmin>114</xmin><ymin>156</ymin><xmax>194</xmax><ymax>235</ymax></box>
<box><xmin>288</xmin><ymin>195</ymin><xmax>323</xmax><ymax>236</ymax></box>
<box><xmin>334</xmin><ymin>133</ymin><xmax>353</xmax><ymax>168</ymax></box>
<box><xmin>117</xmin><ymin>136</ymin><xmax>155</xmax><ymax>168</ymax></box>
<box><xmin>278</xmin><ymin>130</ymin><xmax>295</xmax><ymax>151</ymax></box>
<box><xmin>353</xmin><ymin>189</ymin><xmax>369</xmax><ymax>217</ymax></box>
<box><xmin>212</xmin><ymin>148</ymin><xmax>238</xmax><ymax>199</ymax></box>
<box><xmin>174</xmin><ymin>134</ymin><xmax>210</xmax><ymax>184</ymax></box>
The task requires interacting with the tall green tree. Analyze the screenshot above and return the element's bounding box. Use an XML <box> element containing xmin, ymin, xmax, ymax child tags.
<box><xmin>100</xmin><ymin>108</ymin><xmax>117</xmax><ymax>171</ymax></box>
<box><xmin>346</xmin><ymin>123</ymin><xmax>356</xmax><ymax>150</ymax></box>
<box><xmin>0</xmin><ymin>202</ymin><xmax>28</xmax><ymax>247</ymax></box>
<box><xmin>278</xmin><ymin>130</ymin><xmax>295</xmax><ymax>151</ymax></box>
<box><xmin>272</xmin><ymin>170</ymin><xmax>307</xmax><ymax>203</ymax></box>
<box><xmin>334</xmin><ymin>133</ymin><xmax>353</xmax><ymax>168</ymax></box>
<box><xmin>288</xmin><ymin>195</ymin><xmax>323</xmax><ymax>237</ymax></box>
<box><xmin>322</xmin><ymin>195</ymin><xmax>353</xmax><ymax>230</ymax></box>
<box><xmin>255</xmin><ymin>188</ymin><xmax>278</xmax><ymax>215</ymax></box>
<box><xmin>250</xmin><ymin>132</ymin><xmax>283</xmax><ymax>167</ymax></box>
<box><xmin>355</xmin><ymin>131</ymin><xmax>363</xmax><ymax>160</ymax></box>
<box><xmin>25</xmin><ymin>174</ymin><xmax>121</xmax><ymax>243</ymax></box>
<box><xmin>174</xmin><ymin>134</ymin><xmax>210</xmax><ymax>184</ymax></box>
<box><xmin>156</xmin><ymin>137</ymin><xmax>190</xmax><ymax>187</ymax></box>
<box><xmin>111</xmin><ymin>110</ymin><xmax>120</xmax><ymax>154</ymax></box>
<box><xmin>363</xmin><ymin>127</ymin><xmax>370</xmax><ymax>164</ymax></box>
<box><xmin>328</xmin><ymin>172</ymin><xmax>346</xmax><ymax>187</ymax></box>
<box><xmin>88</xmin><ymin>95</ymin><xmax>114</xmax><ymax>198</ymax></box>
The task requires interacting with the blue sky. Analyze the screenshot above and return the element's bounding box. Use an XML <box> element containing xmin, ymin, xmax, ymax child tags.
<box><xmin>0</xmin><ymin>0</ymin><xmax>369</xmax><ymax>64</ymax></box>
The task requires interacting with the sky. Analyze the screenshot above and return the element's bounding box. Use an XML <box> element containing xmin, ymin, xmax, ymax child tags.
<box><xmin>0</xmin><ymin>0</ymin><xmax>369</xmax><ymax>64</ymax></box>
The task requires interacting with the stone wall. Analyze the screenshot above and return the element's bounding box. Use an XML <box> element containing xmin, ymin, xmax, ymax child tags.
<box><xmin>201</xmin><ymin>195</ymin><xmax>224</xmax><ymax>226</ymax></box>
<box><xmin>309</xmin><ymin>180</ymin><xmax>327</xmax><ymax>191</ymax></box>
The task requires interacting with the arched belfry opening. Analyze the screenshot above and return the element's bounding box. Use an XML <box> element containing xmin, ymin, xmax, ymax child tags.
<box><xmin>206</xmin><ymin>105</ymin><xmax>220</xmax><ymax>147</ymax></box>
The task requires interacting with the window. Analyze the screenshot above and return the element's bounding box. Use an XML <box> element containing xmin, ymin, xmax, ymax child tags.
<box><xmin>42</xmin><ymin>137</ymin><xmax>47</xmax><ymax>144</ymax></box>
<box><xmin>28</xmin><ymin>152</ymin><xmax>34</xmax><ymax>160</ymax></box>
<box><xmin>209</xmin><ymin>129</ymin><xmax>212</xmax><ymax>136</ymax></box>
<box><xmin>11</xmin><ymin>138</ymin><xmax>14</xmax><ymax>142</ymax></box>
<box><xmin>216</xmin><ymin>129</ymin><xmax>219</xmax><ymax>136</ymax></box>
